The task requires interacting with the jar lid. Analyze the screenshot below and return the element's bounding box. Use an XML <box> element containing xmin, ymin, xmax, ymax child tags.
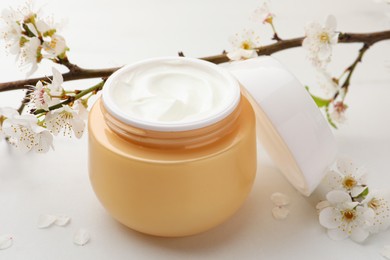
<box><xmin>221</xmin><ymin>56</ymin><xmax>337</xmax><ymax>196</ymax></box>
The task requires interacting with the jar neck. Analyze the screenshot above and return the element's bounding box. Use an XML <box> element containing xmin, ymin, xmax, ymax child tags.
<box><xmin>100</xmin><ymin>97</ymin><xmax>242</xmax><ymax>149</ymax></box>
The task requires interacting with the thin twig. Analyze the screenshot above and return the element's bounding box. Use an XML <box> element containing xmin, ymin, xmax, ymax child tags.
<box><xmin>0</xmin><ymin>30</ymin><xmax>389</xmax><ymax>93</ymax></box>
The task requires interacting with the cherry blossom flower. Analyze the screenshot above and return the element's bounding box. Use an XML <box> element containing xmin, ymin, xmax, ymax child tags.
<box><xmin>227</xmin><ymin>30</ymin><xmax>260</xmax><ymax>61</ymax></box>
<box><xmin>1</xmin><ymin>3</ymin><xmax>68</xmax><ymax>76</ymax></box>
<box><xmin>251</xmin><ymin>2</ymin><xmax>275</xmax><ymax>24</ymax></box>
<box><xmin>302</xmin><ymin>15</ymin><xmax>339</xmax><ymax>68</ymax></box>
<box><xmin>325</xmin><ymin>158</ymin><xmax>367</xmax><ymax>197</ymax></box>
<box><xmin>2</xmin><ymin>113</ymin><xmax>53</xmax><ymax>153</ymax></box>
<box><xmin>43</xmin><ymin>34</ymin><xmax>67</xmax><ymax>58</ymax></box>
<box><xmin>31</xmin><ymin>67</ymin><xmax>64</xmax><ymax>110</ymax></box>
<box><xmin>319</xmin><ymin>190</ymin><xmax>374</xmax><ymax>242</ymax></box>
<box><xmin>329</xmin><ymin>101</ymin><xmax>348</xmax><ymax>124</ymax></box>
<box><xmin>362</xmin><ymin>191</ymin><xmax>390</xmax><ymax>233</ymax></box>
<box><xmin>45</xmin><ymin>101</ymin><xmax>87</xmax><ymax>139</ymax></box>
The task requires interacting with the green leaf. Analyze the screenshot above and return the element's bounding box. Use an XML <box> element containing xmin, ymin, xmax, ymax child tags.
<box><xmin>305</xmin><ymin>86</ymin><xmax>331</xmax><ymax>108</ymax></box>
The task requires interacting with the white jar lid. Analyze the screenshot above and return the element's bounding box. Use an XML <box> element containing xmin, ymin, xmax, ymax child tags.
<box><xmin>221</xmin><ymin>56</ymin><xmax>337</xmax><ymax>196</ymax></box>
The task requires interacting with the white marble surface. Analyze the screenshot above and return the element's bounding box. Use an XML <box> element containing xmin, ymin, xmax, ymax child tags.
<box><xmin>0</xmin><ymin>0</ymin><xmax>389</xmax><ymax>259</ymax></box>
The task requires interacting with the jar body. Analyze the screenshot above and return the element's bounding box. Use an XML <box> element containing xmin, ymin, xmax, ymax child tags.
<box><xmin>88</xmin><ymin>95</ymin><xmax>257</xmax><ymax>237</ymax></box>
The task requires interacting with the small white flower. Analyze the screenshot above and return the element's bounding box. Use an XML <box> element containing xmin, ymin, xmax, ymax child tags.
<box><xmin>2</xmin><ymin>114</ymin><xmax>53</xmax><ymax>153</ymax></box>
<box><xmin>319</xmin><ymin>190</ymin><xmax>374</xmax><ymax>242</ymax></box>
<box><xmin>302</xmin><ymin>15</ymin><xmax>339</xmax><ymax>68</ymax></box>
<box><xmin>325</xmin><ymin>158</ymin><xmax>366</xmax><ymax>197</ymax></box>
<box><xmin>19</xmin><ymin>37</ymin><xmax>42</xmax><ymax>76</ymax></box>
<box><xmin>227</xmin><ymin>30</ymin><xmax>259</xmax><ymax>61</ymax></box>
<box><xmin>32</xmin><ymin>81</ymin><xmax>52</xmax><ymax>111</ymax></box>
<box><xmin>251</xmin><ymin>2</ymin><xmax>275</xmax><ymax>24</ymax></box>
<box><xmin>43</xmin><ymin>34</ymin><xmax>67</xmax><ymax>58</ymax></box>
<box><xmin>45</xmin><ymin>103</ymin><xmax>86</xmax><ymax>139</ymax></box>
<box><xmin>329</xmin><ymin>101</ymin><xmax>348</xmax><ymax>124</ymax></box>
<box><xmin>362</xmin><ymin>191</ymin><xmax>390</xmax><ymax>233</ymax></box>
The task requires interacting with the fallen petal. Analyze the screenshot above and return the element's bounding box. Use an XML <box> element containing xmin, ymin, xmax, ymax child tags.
<box><xmin>381</xmin><ymin>245</ymin><xmax>390</xmax><ymax>259</ymax></box>
<box><xmin>272</xmin><ymin>206</ymin><xmax>289</xmax><ymax>220</ymax></box>
<box><xmin>0</xmin><ymin>235</ymin><xmax>13</xmax><ymax>250</ymax></box>
<box><xmin>270</xmin><ymin>192</ymin><xmax>290</xmax><ymax>206</ymax></box>
<box><xmin>74</xmin><ymin>228</ymin><xmax>90</xmax><ymax>246</ymax></box>
<box><xmin>37</xmin><ymin>214</ymin><xmax>57</xmax><ymax>229</ymax></box>
<box><xmin>55</xmin><ymin>216</ymin><xmax>71</xmax><ymax>227</ymax></box>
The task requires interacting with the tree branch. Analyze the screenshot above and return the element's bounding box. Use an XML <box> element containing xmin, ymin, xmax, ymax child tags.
<box><xmin>0</xmin><ymin>30</ymin><xmax>389</xmax><ymax>92</ymax></box>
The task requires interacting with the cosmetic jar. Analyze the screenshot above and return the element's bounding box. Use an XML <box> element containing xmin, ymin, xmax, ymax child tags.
<box><xmin>88</xmin><ymin>57</ymin><xmax>257</xmax><ymax>237</ymax></box>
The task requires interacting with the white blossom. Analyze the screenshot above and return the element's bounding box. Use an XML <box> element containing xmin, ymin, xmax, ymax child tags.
<box><xmin>227</xmin><ymin>30</ymin><xmax>259</xmax><ymax>61</ymax></box>
<box><xmin>32</xmin><ymin>81</ymin><xmax>52</xmax><ymax>110</ymax></box>
<box><xmin>362</xmin><ymin>191</ymin><xmax>390</xmax><ymax>233</ymax></box>
<box><xmin>329</xmin><ymin>101</ymin><xmax>348</xmax><ymax>124</ymax></box>
<box><xmin>325</xmin><ymin>158</ymin><xmax>367</xmax><ymax>197</ymax></box>
<box><xmin>43</xmin><ymin>34</ymin><xmax>67</xmax><ymax>57</ymax></box>
<box><xmin>31</xmin><ymin>67</ymin><xmax>64</xmax><ymax>111</ymax></box>
<box><xmin>45</xmin><ymin>102</ymin><xmax>87</xmax><ymax>139</ymax></box>
<box><xmin>319</xmin><ymin>190</ymin><xmax>374</xmax><ymax>242</ymax></box>
<box><xmin>251</xmin><ymin>2</ymin><xmax>275</xmax><ymax>24</ymax></box>
<box><xmin>2</xmin><ymin>114</ymin><xmax>53</xmax><ymax>153</ymax></box>
<box><xmin>302</xmin><ymin>15</ymin><xmax>339</xmax><ymax>68</ymax></box>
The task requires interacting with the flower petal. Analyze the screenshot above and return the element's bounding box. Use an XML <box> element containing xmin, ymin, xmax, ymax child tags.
<box><xmin>73</xmin><ymin>228</ymin><xmax>90</xmax><ymax>246</ymax></box>
<box><xmin>319</xmin><ymin>207</ymin><xmax>339</xmax><ymax>229</ymax></box>
<box><xmin>350</xmin><ymin>227</ymin><xmax>370</xmax><ymax>243</ymax></box>
<box><xmin>326</xmin><ymin>190</ymin><xmax>351</xmax><ymax>204</ymax></box>
<box><xmin>317</xmin><ymin>44</ymin><xmax>331</xmax><ymax>61</ymax></box>
<box><xmin>0</xmin><ymin>235</ymin><xmax>13</xmax><ymax>250</ymax></box>
<box><xmin>351</xmin><ymin>186</ymin><xmax>367</xmax><ymax>198</ymax></box>
<box><xmin>37</xmin><ymin>214</ymin><xmax>57</xmax><ymax>228</ymax></box>
<box><xmin>270</xmin><ymin>192</ymin><xmax>290</xmax><ymax>206</ymax></box>
<box><xmin>325</xmin><ymin>15</ymin><xmax>337</xmax><ymax>32</ymax></box>
<box><xmin>327</xmin><ymin>228</ymin><xmax>349</xmax><ymax>241</ymax></box>
<box><xmin>272</xmin><ymin>206</ymin><xmax>290</xmax><ymax>220</ymax></box>
<box><xmin>55</xmin><ymin>216</ymin><xmax>71</xmax><ymax>226</ymax></box>
<box><xmin>336</xmin><ymin>158</ymin><xmax>356</xmax><ymax>176</ymax></box>
<box><xmin>325</xmin><ymin>170</ymin><xmax>342</xmax><ymax>190</ymax></box>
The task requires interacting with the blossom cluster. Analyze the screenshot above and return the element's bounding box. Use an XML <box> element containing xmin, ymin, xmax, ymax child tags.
<box><xmin>317</xmin><ymin>158</ymin><xmax>390</xmax><ymax>243</ymax></box>
<box><xmin>0</xmin><ymin>68</ymin><xmax>87</xmax><ymax>153</ymax></box>
<box><xmin>0</xmin><ymin>3</ymin><xmax>68</xmax><ymax>76</ymax></box>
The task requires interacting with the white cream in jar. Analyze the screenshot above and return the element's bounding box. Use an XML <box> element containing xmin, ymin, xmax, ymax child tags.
<box><xmin>102</xmin><ymin>57</ymin><xmax>241</xmax><ymax>131</ymax></box>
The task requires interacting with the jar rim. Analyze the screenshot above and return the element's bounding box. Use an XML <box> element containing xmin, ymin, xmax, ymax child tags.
<box><xmin>102</xmin><ymin>57</ymin><xmax>241</xmax><ymax>132</ymax></box>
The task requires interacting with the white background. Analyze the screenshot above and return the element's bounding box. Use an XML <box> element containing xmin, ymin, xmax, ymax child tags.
<box><xmin>0</xmin><ymin>0</ymin><xmax>389</xmax><ymax>259</ymax></box>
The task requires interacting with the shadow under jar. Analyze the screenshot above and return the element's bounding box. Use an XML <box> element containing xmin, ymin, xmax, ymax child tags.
<box><xmin>88</xmin><ymin>57</ymin><xmax>257</xmax><ymax>237</ymax></box>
